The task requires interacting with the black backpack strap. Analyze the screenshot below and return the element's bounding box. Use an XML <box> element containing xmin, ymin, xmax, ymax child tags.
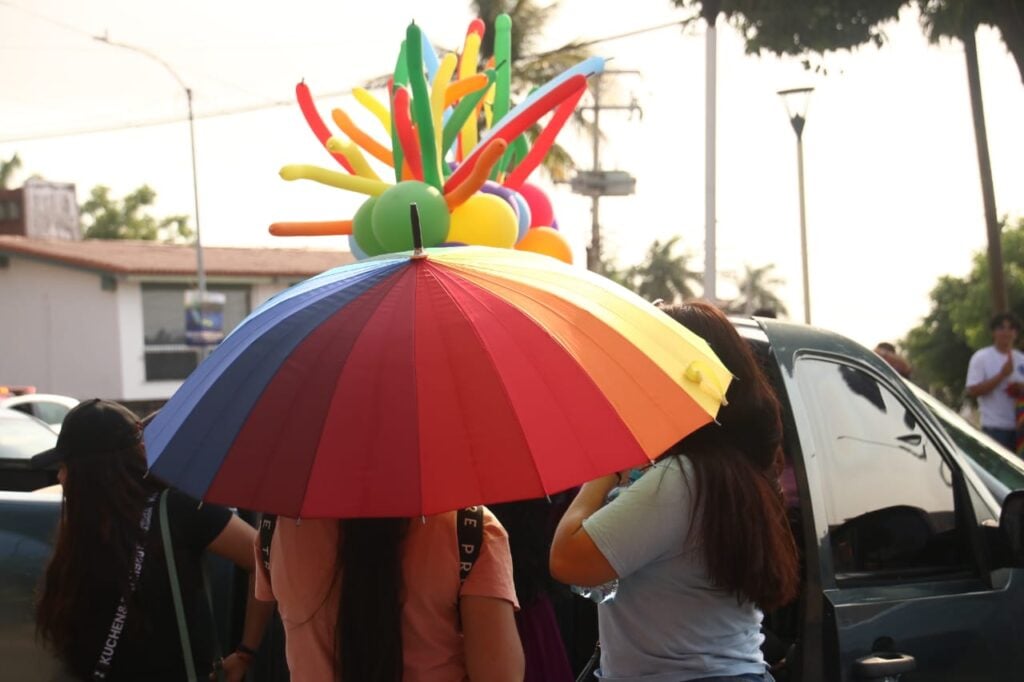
<box><xmin>259</xmin><ymin>513</ymin><xmax>277</xmax><ymax>573</ymax></box>
<box><xmin>457</xmin><ymin>506</ymin><xmax>484</xmax><ymax>584</ymax></box>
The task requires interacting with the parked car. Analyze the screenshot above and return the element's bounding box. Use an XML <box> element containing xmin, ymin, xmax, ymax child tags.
<box><xmin>0</xmin><ymin>407</ymin><xmax>58</xmax><ymax>493</ymax></box>
<box><xmin>908</xmin><ymin>380</ymin><xmax>1024</xmax><ymax>503</ymax></box>
<box><xmin>2</xmin><ymin>318</ymin><xmax>1023</xmax><ymax>681</ymax></box>
<box><xmin>0</xmin><ymin>393</ymin><xmax>79</xmax><ymax>433</ymax></box>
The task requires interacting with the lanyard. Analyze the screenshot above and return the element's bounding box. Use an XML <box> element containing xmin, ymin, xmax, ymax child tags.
<box><xmin>91</xmin><ymin>492</ymin><xmax>158</xmax><ymax>681</ymax></box>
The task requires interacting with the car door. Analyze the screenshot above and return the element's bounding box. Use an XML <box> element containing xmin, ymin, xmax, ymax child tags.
<box><xmin>791</xmin><ymin>355</ymin><xmax>1024</xmax><ymax>681</ymax></box>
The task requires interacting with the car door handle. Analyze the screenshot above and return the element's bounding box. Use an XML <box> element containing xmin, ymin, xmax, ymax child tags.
<box><xmin>854</xmin><ymin>651</ymin><xmax>916</xmax><ymax>680</ymax></box>
<box><xmin>896</xmin><ymin>434</ymin><xmax>922</xmax><ymax>445</ymax></box>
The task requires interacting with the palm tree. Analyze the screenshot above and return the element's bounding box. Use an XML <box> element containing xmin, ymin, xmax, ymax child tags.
<box><xmin>470</xmin><ymin>0</ymin><xmax>591</xmax><ymax>181</ymax></box>
<box><xmin>0</xmin><ymin>153</ymin><xmax>22</xmax><ymax>189</ymax></box>
<box><xmin>728</xmin><ymin>263</ymin><xmax>788</xmax><ymax>316</ymax></box>
<box><xmin>626</xmin><ymin>236</ymin><xmax>702</xmax><ymax>304</ymax></box>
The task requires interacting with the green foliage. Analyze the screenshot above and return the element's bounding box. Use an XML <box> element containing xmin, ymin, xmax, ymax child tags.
<box><xmin>671</xmin><ymin>0</ymin><xmax>904</xmax><ymax>56</ymax></box>
<box><xmin>472</xmin><ymin>0</ymin><xmax>590</xmax><ymax>85</ymax></box>
<box><xmin>726</xmin><ymin>263</ymin><xmax>788</xmax><ymax>316</ymax></box>
<box><xmin>81</xmin><ymin>185</ymin><xmax>192</xmax><ymax>242</ymax></box>
<box><xmin>470</xmin><ymin>0</ymin><xmax>589</xmax><ymax>180</ymax></box>
<box><xmin>593</xmin><ymin>253</ymin><xmax>630</xmax><ymax>287</ymax></box>
<box><xmin>0</xmin><ymin>153</ymin><xmax>22</xmax><ymax>190</ymax></box>
<box><xmin>903</xmin><ymin>217</ymin><xmax>1024</xmax><ymax>405</ymax></box>
<box><xmin>918</xmin><ymin>1</ymin><xmax>1024</xmax><ymax>82</ymax></box>
<box><xmin>622</xmin><ymin>236</ymin><xmax>702</xmax><ymax>304</ymax></box>
<box><xmin>670</xmin><ymin>0</ymin><xmax>1024</xmax><ymax>81</ymax></box>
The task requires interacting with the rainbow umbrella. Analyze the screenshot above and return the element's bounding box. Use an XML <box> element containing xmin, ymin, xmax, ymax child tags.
<box><xmin>145</xmin><ymin>246</ymin><xmax>731</xmax><ymax>518</ymax></box>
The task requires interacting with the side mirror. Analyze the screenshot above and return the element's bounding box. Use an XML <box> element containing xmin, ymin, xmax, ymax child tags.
<box><xmin>1001</xmin><ymin>490</ymin><xmax>1024</xmax><ymax>566</ymax></box>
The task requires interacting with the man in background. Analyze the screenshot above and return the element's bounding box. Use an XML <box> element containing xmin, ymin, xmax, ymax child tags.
<box><xmin>965</xmin><ymin>313</ymin><xmax>1024</xmax><ymax>452</ymax></box>
<box><xmin>874</xmin><ymin>342</ymin><xmax>912</xmax><ymax>379</ymax></box>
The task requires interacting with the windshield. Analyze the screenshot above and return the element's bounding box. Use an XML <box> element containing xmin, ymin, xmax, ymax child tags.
<box><xmin>0</xmin><ymin>411</ymin><xmax>57</xmax><ymax>461</ymax></box>
<box><xmin>907</xmin><ymin>383</ymin><xmax>1024</xmax><ymax>502</ymax></box>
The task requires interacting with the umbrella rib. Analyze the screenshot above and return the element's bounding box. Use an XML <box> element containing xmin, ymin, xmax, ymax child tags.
<box><xmin>445</xmin><ymin>255</ymin><xmax>725</xmax><ymax>375</ymax></box>
<box><xmin>188</xmin><ymin>265</ymin><xmax>409</xmax><ymax>513</ymax></box>
<box><xmin>440</xmin><ymin>266</ymin><xmax>700</xmax><ymax>454</ymax></box>
<box><xmin>420</xmin><ymin>265</ymin><xmax>544</xmax><ymax>504</ymax></box>
<box><xmin>427</xmin><ymin>266</ymin><xmax>596</xmax><ymax>498</ymax></box>
<box><xmin>289</xmin><ymin>266</ymin><xmax>412</xmax><ymax>519</ymax></box>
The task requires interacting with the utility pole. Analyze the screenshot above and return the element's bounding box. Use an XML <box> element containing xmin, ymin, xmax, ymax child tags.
<box><xmin>703</xmin><ymin>4</ymin><xmax>720</xmax><ymax>304</ymax></box>
<box><xmin>94</xmin><ymin>34</ymin><xmax>207</xmax><ymax>302</ymax></box>
<box><xmin>574</xmin><ymin>71</ymin><xmax>642</xmax><ymax>272</ymax></box>
<box><xmin>963</xmin><ymin>26</ymin><xmax>1007</xmax><ymax>314</ymax></box>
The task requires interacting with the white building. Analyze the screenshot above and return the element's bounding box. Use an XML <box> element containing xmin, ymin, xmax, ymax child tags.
<box><xmin>0</xmin><ymin>235</ymin><xmax>352</xmax><ymax>408</ymax></box>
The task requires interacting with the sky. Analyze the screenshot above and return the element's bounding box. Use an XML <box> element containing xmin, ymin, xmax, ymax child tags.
<box><xmin>2</xmin><ymin>0</ymin><xmax>1022</xmax><ymax>351</ymax></box>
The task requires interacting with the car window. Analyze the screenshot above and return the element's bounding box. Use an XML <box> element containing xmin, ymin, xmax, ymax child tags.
<box><xmin>796</xmin><ymin>359</ymin><xmax>972</xmax><ymax>582</ymax></box>
<box><xmin>909</xmin><ymin>383</ymin><xmax>1024</xmax><ymax>502</ymax></box>
<box><xmin>0</xmin><ymin>415</ymin><xmax>57</xmax><ymax>460</ymax></box>
<box><xmin>27</xmin><ymin>401</ymin><xmax>72</xmax><ymax>426</ymax></box>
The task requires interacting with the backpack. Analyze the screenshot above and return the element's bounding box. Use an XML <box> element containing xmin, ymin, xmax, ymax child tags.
<box><xmin>259</xmin><ymin>506</ymin><xmax>485</xmax><ymax>582</ymax></box>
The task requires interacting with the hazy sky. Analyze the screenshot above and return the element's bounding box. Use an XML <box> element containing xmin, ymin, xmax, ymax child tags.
<box><xmin>2</xmin><ymin>0</ymin><xmax>1022</xmax><ymax>350</ymax></box>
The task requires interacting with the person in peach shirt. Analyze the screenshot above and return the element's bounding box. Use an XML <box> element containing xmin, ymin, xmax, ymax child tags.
<box><xmin>254</xmin><ymin>508</ymin><xmax>524</xmax><ymax>681</ymax></box>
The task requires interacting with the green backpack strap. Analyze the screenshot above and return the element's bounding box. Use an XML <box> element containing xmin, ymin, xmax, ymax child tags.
<box><xmin>159</xmin><ymin>489</ymin><xmax>199</xmax><ymax>682</ymax></box>
<box><xmin>201</xmin><ymin>558</ymin><xmax>225</xmax><ymax>682</ymax></box>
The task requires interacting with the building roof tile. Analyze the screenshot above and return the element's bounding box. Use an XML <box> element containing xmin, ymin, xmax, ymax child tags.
<box><xmin>0</xmin><ymin>236</ymin><xmax>352</xmax><ymax>278</ymax></box>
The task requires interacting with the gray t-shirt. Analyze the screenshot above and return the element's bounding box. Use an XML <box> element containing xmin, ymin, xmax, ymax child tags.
<box><xmin>582</xmin><ymin>456</ymin><xmax>766</xmax><ymax>681</ymax></box>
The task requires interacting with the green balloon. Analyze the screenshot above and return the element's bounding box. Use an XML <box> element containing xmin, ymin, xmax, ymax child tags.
<box><xmin>372</xmin><ymin>181</ymin><xmax>450</xmax><ymax>253</ymax></box>
<box><xmin>352</xmin><ymin>197</ymin><xmax>385</xmax><ymax>256</ymax></box>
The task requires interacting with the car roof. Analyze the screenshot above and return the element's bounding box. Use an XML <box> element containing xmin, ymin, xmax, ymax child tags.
<box><xmin>746</xmin><ymin>316</ymin><xmax>898</xmax><ymax>378</ymax></box>
<box><xmin>0</xmin><ymin>394</ymin><xmax>79</xmax><ymax>407</ymax></box>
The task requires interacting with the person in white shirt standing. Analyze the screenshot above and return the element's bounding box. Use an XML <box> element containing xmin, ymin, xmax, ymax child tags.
<box><xmin>966</xmin><ymin>313</ymin><xmax>1024</xmax><ymax>452</ymax></box>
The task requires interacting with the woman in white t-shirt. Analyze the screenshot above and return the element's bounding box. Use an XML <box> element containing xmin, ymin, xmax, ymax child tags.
<box><xmin>550</xmin><ymin>301</ymin><xmax>799</xmax><ymax>682</ymax></box>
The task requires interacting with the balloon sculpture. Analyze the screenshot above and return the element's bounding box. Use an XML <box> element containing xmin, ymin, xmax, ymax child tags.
<box><xmin>268</xmin><ymin>17</ymin><xmax>605</xmax><ymax>264</ymax></box>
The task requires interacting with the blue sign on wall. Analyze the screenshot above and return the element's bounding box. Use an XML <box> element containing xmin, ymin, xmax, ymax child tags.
<box><xmin>184</xmin><ymin>290</ymin><xmax>226</xmax><ymax>346</ymax></box>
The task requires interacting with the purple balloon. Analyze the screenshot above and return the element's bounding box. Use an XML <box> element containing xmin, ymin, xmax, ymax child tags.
<box><xmin>480</xmin><ymin>181</ymin><xmax>517</xmax><ymax>212</ymax></box>
<box><xmin>510</xmin><ymin>191</ymin><xmax>531</xmax><ymax>243</ymax></box>
<box><xmin>550</xmin><ymin>217</ymin><xmax>559</xmax><ymax>231</ymax></box>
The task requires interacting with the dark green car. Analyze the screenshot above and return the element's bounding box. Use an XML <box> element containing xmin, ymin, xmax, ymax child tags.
<box><xmin>3</xmin><ymin>319</ymin><xmax>1024</xmax><ymax>681</ymax></box>
<box><xmin>742</xmin><ymin>317</ymin><xmax>1024</xmax><ymax>681</ymax></box>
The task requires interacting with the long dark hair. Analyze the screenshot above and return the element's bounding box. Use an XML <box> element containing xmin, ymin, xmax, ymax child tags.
<box><xmin>661</xmin><ymin>301</ymin><xmax>799</xmax><ymax>611</ymax></box>
<box><xmin>335</xmin><ymin>517</ymin><xmax>410</xmax><ymax>682</ymax></box>
<box><xmin>36</xmin><ymin>442</ymin><xmax>164</xmax><ymax>662</ymax></box>
<box><xmin>490</xmin><ymin>498</ymin><xmax>558</xmax><ymax>605</ymax></box>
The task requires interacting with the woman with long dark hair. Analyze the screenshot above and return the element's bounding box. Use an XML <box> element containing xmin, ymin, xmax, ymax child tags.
<box><xmin>490</xmin><ymin>498</ymin><xmax>575</xmax><ymax>681</ymax></box>
<box><xmin>35</xmin><ymin>399</ymin><xmax>272</xmax><ymax>681</ymax></box>
<box><xmin>549</xmin><ymin>301</ymin><xmax>799</xmax><ymax>681</ymax></box>
<box><xmin>255</xmin><ymin>509</ymin><xmax>525</xmax><ymax>681</ymax></box>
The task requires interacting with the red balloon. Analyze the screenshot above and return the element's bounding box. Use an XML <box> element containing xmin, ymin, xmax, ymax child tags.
<box><xmin>518</xmin><ymin>182</ymin><xmax>554</xmax><ymax>228</ymax></box>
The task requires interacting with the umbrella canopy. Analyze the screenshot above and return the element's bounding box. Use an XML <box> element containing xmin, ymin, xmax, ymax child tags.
<box><xmin>145</xmin><ymin>246</ymin><xmax>731</xmax><ymax>518</ymax></box>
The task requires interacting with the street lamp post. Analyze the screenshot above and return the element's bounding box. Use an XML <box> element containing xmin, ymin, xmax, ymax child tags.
<box><xmin>93</xmin><ymin>35</ymin><xmax>207</xmax><ymax>299</ymax></box>
<box><xmin>778</xmin><ymin>87</ymin><xmax>814</xmax><ymax>325</ymax></box>
<box><xmin>575</xmin><ymin>71</ymin><xmax>642</xmax><ymax>273</ymax></box>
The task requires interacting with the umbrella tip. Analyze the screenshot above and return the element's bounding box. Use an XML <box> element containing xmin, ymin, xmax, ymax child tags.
<box><xmin>409</xmin><ymin>202</ymin><xmax>428</xmax><ymax>260</ymax></box>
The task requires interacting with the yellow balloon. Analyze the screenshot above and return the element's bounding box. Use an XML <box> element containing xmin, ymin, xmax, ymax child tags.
<box><xmin>446</xmin><ymin>193</ymin><xmax>518</xmax><ymax>248</ymax></box>
<box><xmin>515</xmin><ymin>227</ymin><xmax>573</xmax><ymax>264</ymax></box>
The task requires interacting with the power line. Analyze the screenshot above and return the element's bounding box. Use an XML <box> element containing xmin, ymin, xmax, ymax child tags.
<box><xmin>525</xmin><ymin>18</ymin><xmax>696</xmax><ymax>60</ymax></box>
<box><xmin>1</xmin><ymin>18</ymin><xmax>698</xmax><ymax>144</ymax></box>
<box><xmin>0</xmin><ymin>0</ymin><xmax>98</xmax><ymax>39</ymax></box>
<box><xmin>0</xmin><ymin>90</ymin><xmax>355</xmax><ymax>143</ymax></box>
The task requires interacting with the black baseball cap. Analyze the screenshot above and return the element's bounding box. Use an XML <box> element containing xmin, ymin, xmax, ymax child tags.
<box><xmin>30</xmin><ymin>398</ymin><xmax>143</xmax><ymax>469</ymax></box>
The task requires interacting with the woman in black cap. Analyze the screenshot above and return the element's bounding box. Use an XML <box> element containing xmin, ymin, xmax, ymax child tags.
<box><xmin>33</xmin><ymin>399</ymin><xmax>272</xmax><ymax>681</ymax></box>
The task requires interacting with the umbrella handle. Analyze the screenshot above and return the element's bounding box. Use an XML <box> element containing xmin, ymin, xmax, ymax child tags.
<box><xmin>684</xmin><ymin>360</ymin><xmax>729</xmax><ymax>407</ymax></box>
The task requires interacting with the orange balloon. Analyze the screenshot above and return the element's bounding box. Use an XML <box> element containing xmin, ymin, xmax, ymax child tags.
<box><xmin>515</xmin><ymin>226</ymin><xmax>573</xmax><ymax>264</ymax></box>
